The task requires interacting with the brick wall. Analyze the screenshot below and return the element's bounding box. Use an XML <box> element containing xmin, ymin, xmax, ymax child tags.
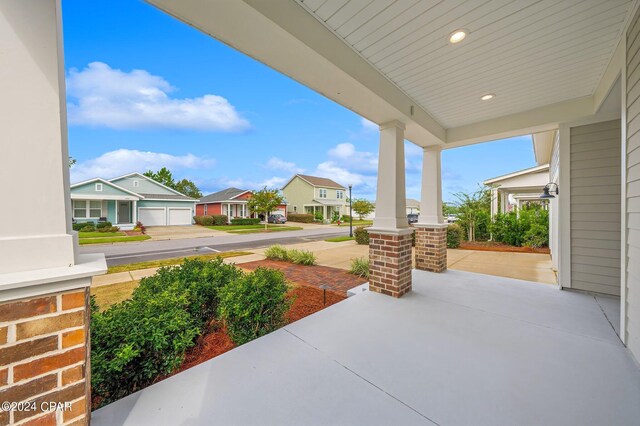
<box><xmin>0</xmin><ymin>289</ymin><xmax>90</xmax><ymax>425</ymax></box>
<box><xmin>368</xmin><ymin>231</ymin><xmax>413</xmax><ymax>297</ymax></box>
<box><xmin>415</xmin><ymin>226</ymin><xmax>447</xmax><ymax>273</ymax></box>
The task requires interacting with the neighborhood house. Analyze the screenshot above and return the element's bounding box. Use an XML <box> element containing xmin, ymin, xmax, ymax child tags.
<box><xmin>196</xmin><ymin>187</ymin><xmax>287</xmax><ymax>221</ymax></box>
<box><xmin>282</xmin><ymin>174</ymin><xmax>347</xmax><ymax>221</ymax></box>
<box><xmin>70</xmin><ymin>172</ymin><xmax>197</xmax><ymax>228</ymax></box>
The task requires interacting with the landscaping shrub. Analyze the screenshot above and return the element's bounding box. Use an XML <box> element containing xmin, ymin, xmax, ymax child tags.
<box><xmin>134</xmin><ymin>221</ymin><xmax>146</xmax><ymax>234</ymax></box>
<box><xmin>264</xmin><ymin>245</ymin><xmax>289</xmax><ymax>261</ymax></box>
<box><xmin>218</xmin><ymin>267</ymin><xmax>290</xmax><ymax>345</ymax></box>
<box><xmin>349</xmin><ymin>257</ymin><xmax>369</xmax><ymax>278</ymax></box>
<box><xmin>91</xmin><ymin>258</ymin><xmax>241</xmax><ymax>406</ymax></box>
<box><xmin>96</xmin><ymin>221</ymin><xmax>112</xmax><ymax>230</ymax></box>
<box><xmin>98</xmin><ymin>225</ymin><xmax>120</xmax><ymax>233</ymax></box>
<box><xmin>490</xmin><ymin>206</ymin><xmax>549</xmax><ymax>247</ymax></box>
<box><xmin>211</xmin><ymin>215</ymin><xmax>228</xmax><ymax>226</ymax></box>
<box><xmin>331</xmin><ymin>211</ymin><xmax>341</xmax><ymax>223</ymax></box>
<box><xmin>79</xmin><ymin>224</ymin><xmax>96</xmax><ymax>232</ymax></box>
<box><xmin>72</xmin><ymin>222</ymin><xmax>87</xmax><ymax>231</ymax></box>
<box><xmin>314</xmin><ymin>211</ymin><xmax>324</xmax><ymax>222</ymax></box>
<box><xmin>354</xmin><ymin>226</ymin><xmax>369</xmax><ymax>245</ymax></box>
<box><xmin>341</xmin><ymin>214</ymin><xmax>351</xmax><ymax>222</ymax></box>
<box><xmin>230</xmin><ymin>218</ymin><xmax>260</xmax><ymax>225</ymax></box>
<box><xmin>287</xmin><ymin>213</ymin><xmax>314</xmax><ymax>223</ymax></box>
<box><xmin>287</xmin><ymin>249</ymin><xmax>316</xmax><ymax>265</ymax></box>
<box><xmin>193</xmin><ymin>215</ymin><xmax>214</xmax><ymax>226</ymax></box>
<box><xmin>447</xmin><ymin>224</ymin><xmax>464</xmax><ymax>248</ymax></box>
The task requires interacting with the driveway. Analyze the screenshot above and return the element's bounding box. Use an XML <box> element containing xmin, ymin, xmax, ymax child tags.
<box><xmin>144</xmin><ymin>225</ymin><xmax>225</xmax><ymax>240</ymax></box>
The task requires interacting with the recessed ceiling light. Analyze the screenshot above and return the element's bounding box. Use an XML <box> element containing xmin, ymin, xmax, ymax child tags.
<box><xmin>480</xmin><ymin>93</ymin><xmax>495</xmax><ymax>101</ymax></box>
<box><xmin>449</xmin><ymin>29</ymin><xmax>468</xmax><ymax>44</ymax></box>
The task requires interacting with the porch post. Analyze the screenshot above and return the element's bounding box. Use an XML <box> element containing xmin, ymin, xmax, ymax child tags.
<box><xmin>132</xmin><ymin>200</ymin><xmax>138</xmax><ymax>224</ymax></box>
<box><xmin>491</xmin><ymin>187</ymin><xmax>499</xmax><ymax>217</ymax></box>
<box><xmin>415</xmin><ymin>146</ymin><xmax>448</xmax><ymax>273</ymax></box>
<box><xmin>368</xmin><ymin>120</ymin><xmax>413</xmax><ymax>298</ymax></box>
<box><xmin>0</xmin><ymin>2</ymin><xmax>105</xmax><ymax>425</ymax></box>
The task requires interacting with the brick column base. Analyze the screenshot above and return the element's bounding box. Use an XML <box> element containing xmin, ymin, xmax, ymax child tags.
<box><xmin>0</xmin><ymin>288</ymin><xmax>90</xmax><ymax>425</ymax></box>
<box><xmin>368</xmin><ymin>230</ymin><xmax>413</xmax><ymax>297</ymax></box>
<box><xmin>415</xmin><ymin>225</ymin><xmax>448</xmax><ymax>273</ymax></box>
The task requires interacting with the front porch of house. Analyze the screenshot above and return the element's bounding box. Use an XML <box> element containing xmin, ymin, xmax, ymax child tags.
<box><xmin>93</xmin><ymin>269</ymin><xmax>640</xmax><ymax>425</ymax></box>
<box><xmin>305</xmin><ymin>202</ymin><xmax>343</xmax><ymax>223</ymax></box>
<box><xmin>72</xmin><ymin>198</ymin><xmax>137</xmax><ymax>230</ymax></box>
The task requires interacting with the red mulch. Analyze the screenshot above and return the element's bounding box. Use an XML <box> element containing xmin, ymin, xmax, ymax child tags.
<box><xmin>459</xmin><ymin>241</ymin><xmax>550</xmax><ymax>254</ymax></box>
<box><xmin>123</xmin><ymin>230</ymin><xmax>144</xmax><ymax>236</ymax></box>
<box><xmin>286</xmin><ymin>285</ymin><xmax>346</xmax><ymax>323</ymax></box>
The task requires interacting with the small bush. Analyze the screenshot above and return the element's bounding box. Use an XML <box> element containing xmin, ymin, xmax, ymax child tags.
<box><xmin>447</xmin><ymin>224</ymin><xmax>463</xmax><ymax>248</ymax></box>
<box><xmin>354</xmin><ymin>227</ymin><xmax>370</xmax><ymax>245</ymax></box>
<box><xmin>230</xmin><ymin>218</ymin><xmax>260</xmax><ymax>225</ymax></box>
<box><xmin>523</xmin><ymin>222</ymin><xmax>548</xmax><ymax>248</ymax></box>
<box><xmin>96</xmin><ymin>221</ymin><xmax>112</xmax><ymax>230</ymax></box>
<box><xmin>331</xmin><ymin>211</ymin><xmax>341</xmax><ymax>223</ymax></box>
<box><xmin>314</xmin><ymin>211</ymin><xmax>324</xmax><ymax>222</ymax></box>
<box><xmin>341</xmin><ymin>215</ymin><xmax>351</xmax><ymax>222</ymax></box>
<box><xmin>349</xmin><ymin>257</ymin><xmax>369</xmax><ymax>278</ymax></box>
<box><xmin>211</xmin><ymin>215</ymin><xmax>228</xmax><ymax>226</ymax></box>
<box><xmin>264</xmin><ymin>245</ymin><xmax>289</xmax><ymax>261</ymax></box>
<box><xmin>73</xmin><ymin>222</ymin><xmax>91</xmax><ymax>231</ymax></box>
<box><xmin>288</xmin><ymin>213</ymin><xmax>314</xmax><ymax>223</ymax></box>
<box><xmin>287</xmin><ymin>249</ymin><xmax>316</xmax><ymax>265</ymax></box>
<box><xmin>193</xmin><ymin>215</ymin><xmax>214</xmax><ymax>226</ymax></box>
<box><xmin>98</xmin><ymin>225</ymin><xmax>120</xmax><ymax>233</ymax></box>
<box><xmin>218</xmin><ymin>267</ymin><xmax>290</xmax><ymax>345</ymax></box>
<box><xmin>134</xmin><ymin>221</ymin><xmax>146</xmax><ymax>234</ymax></box>
<box><xmin>79</xmin><ymin>224</ymin><xmax>96</xmax><ymax>232</ymax></box>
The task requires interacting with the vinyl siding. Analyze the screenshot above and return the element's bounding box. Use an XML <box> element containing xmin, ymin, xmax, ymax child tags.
<box><xmin>71</xmin><ymin>181</ymin><xmax>136</xmax><ymax>197</ymax></box>
<box><xmin>570</xmin><ymin>120</ymin><xmax>621</xmax><ymax>295</ymax></box>
<box><xmin>626</xmin><ymin>5</ymin><xmax>640</xmax><ymax>359</ymax></box>
<box><xmin>111</xmin><ymin>175</ymin><xmax>177</xmax><ymax>196</ymax></box>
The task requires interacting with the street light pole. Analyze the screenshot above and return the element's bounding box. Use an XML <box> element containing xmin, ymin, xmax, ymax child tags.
<box><xmin>349</xmin><ymin>184</ymin><xmax>353</xmax><ymax>238</ymax></box>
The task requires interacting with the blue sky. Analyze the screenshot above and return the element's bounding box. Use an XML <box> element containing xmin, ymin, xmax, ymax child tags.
<box><xmin>62</xmin><ymin>1</ymin><xmax>535</xmax><ymax>202</ymax></box>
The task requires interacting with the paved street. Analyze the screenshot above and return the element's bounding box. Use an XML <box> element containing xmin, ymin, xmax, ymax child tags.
<box><xmin>80</xmin><ymin>226</ymin><xmax>349</xmax><ymax>266</ymax></box>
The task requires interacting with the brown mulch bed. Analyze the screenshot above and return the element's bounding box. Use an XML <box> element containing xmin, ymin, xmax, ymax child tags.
<box><xmin>459</xmin><ymin>241</ymin><xmax>550</xmax><ymax>254</ymax></box>
<box><xmin>123</xmin><ymin>230</ymin><xmax>144</xmax><ymax>236</ymax></box>
<box><xmin>240</xmin><ymin>259</ymin><xmax>367</xmax><ymax>295</ymax></box>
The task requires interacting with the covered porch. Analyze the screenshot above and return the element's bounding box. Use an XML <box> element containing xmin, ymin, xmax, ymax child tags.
<box><xmin>93</xmin><ymin>269</ymin><xmax>639</xmax><ymax>425</ymax></box>
<box><xmin>305</xmin><ymin>201</ymin><xmax>342</xmax><ymax>223</ymax></box>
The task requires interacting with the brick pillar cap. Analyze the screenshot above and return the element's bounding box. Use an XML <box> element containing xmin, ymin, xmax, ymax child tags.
<box><xmin>414</xmin><ymin>223</ymin><xmax>449</xmax><ymax>229</ymax></box>
<box><xmin>367</xmin><ymin>227</ymin><xmax>414</xmax><ymax>236</ymax></box>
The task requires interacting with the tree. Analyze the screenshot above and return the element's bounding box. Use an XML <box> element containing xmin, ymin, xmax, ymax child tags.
<box><xmin>247</xmin><ymin>187</ymin><xmax>285</xmax><ymax>229</ymax></box>
<box><xmin>68</xmin><ymin>157</ymin><xmax>76</xmax><ymax>168</ymax></box>
<box><xmin>443</xmin><ymin>202</ymin><xmax>458</xmax><ymax>216</ymax></box>
<box><xmin>143</xmin><ymin>168</ymin><xmax>202</xmax><ymax>199</ymax></box>
<box><xmin>351</xmin><ymin>199</ymin><xmax>375</xmax><ymax>220</ymax></box>
<box><xmin>453</xmin><ymin>186</ymin><xmax>491</xmax><ymax>242</ymax></box>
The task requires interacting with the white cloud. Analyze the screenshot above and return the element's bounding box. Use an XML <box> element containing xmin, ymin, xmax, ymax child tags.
<box><xmin>264</xmin><ymin>157</ymin><xmax>304</xmax><ymax>174</ymax></box>
<box><xmin>360</xmin><ymin>118</ymin><xmax>378</xmax><ymax>132</ymax></box>
<box><xmin>66</xmin><ymin>62</ymin><xmax>250</xmax><ymax>132</ymax></box>
<box><xmin>328</xmin><ymin>142</ymin><xmax>378</xmax><ymax>172</ymax></box>
<box><xmin>70</xmin><ymin>149</ymin><xmax>214</xmax><ymax>183</ymax></box>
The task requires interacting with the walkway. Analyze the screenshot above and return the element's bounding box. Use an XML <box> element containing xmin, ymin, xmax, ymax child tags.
<box><xmin>93</xmin><ymin>269</ymin><xmax>640</xmax><ymax>425</ymax></box>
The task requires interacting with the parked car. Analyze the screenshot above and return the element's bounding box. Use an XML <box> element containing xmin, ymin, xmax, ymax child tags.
<box><xmin>407</xmin><ymin>213</ymin><xmax>419</xmax><ymax>224</ymax></box>
<box><xmin>446</xmin><ymin>214</ymin><xmax>458</xmax><ymax>223</ymax></box>
<box><xmin>268</xmin><ymin>214</ymin><xmax>287</xmax><ymax>224</ymax></box>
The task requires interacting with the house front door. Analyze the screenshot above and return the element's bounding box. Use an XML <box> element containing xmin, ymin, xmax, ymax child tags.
<box><xmin>117</xmin><ymin>201</ymin><xmax>130</xmax><ymax>224</ymax></box>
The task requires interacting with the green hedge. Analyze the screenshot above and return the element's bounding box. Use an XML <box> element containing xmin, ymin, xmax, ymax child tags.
<box><xmin>91</xmin><ymin>258</ymin><xmax>241</xmax><ymax>406</ymax></box>
<box><xmin>447</xmin><ymin>224</ymin><xmax>463</xmax><ymax>248</ymax></box>
<box><xmin>218</xmin><ymin>268</ymin><xmax>290</xmax><ymax>345</ymax></box>
<box><xmin>230</xmin><ymin>218</ymin><xmax>260</xmax><ymax>225</ymax></box>
<box><xmin>354</xmin><ymin>226</ymin><xmax>370</xmax><ymax>245</ymax></box>
<box><xmin>490</xmin><ymin>207</ymin><xmax>549</xmax><ymax>247</ymax></box>
<box><xmin>194</xmin><ymin>215</ymin><xmax>228</xmax><ymax>226</ymax></box>
<box><xmin>287</xmin><ymin>213</ymin><xmax>314</xmax><ymax>223</ymax></box>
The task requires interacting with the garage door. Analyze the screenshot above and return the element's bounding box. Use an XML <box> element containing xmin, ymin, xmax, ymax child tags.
<box><xmin>273</xmin><ymin>208</ymin><xmax>286</xmax><ymax>216</ymax></box>
<box><xmin>169</xmin><ymin>208</ymin><xmax>192</xmax><ymax>226</ymax></box>
<box><xmin>138</xmin><ymin>208</ymin><xmax>166</xmax><ymax>226</ymax></box>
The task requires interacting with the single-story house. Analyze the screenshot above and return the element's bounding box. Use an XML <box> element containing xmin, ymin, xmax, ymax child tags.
<box><xmin>196</xmin><ymin>187</ymin><xmax>287</xmax><ymax>222</ymax></box>
<box><xmin>365</xmin><ymin>198</ymin><xmax>420</xmax><ymax>219</ymax></box>
<box><xmin>483</xmin><ymin>164</ymin><xmax>550</xmax><ymax>216</ymax></box>
<box><xmin>70</xmin><ymin>172</ymin><xmax>197</xmax><ymax>229</ymax></box>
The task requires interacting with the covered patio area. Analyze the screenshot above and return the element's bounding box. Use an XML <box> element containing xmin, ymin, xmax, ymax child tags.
<box><xmin>93</xmin><ymin>269</ymin><xmax>639</xmax><ymax>425</ymax></box>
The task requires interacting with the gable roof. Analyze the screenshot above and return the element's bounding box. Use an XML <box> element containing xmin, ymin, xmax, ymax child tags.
<box><xmin>483</xmin><ymin>164</ymin><xmax>550</xmax><ymax>185</ymax></box>
<box><xmin>197</xmin><ymin>188</ymin><xmax>250</xmax><ymax>204</ymax></box>
<box><xmin>108</xmin><ymin>172</ymin><xmax>191</xmax><ymax>198</ymax></box>
<box><xmin>283</xmin><ymin>174</ymin><xmax>346</xmax><ymax>190</ymax></box>
<box><xmin>70</xmin><ymin>178</ymin><xmax>143</xmax><ymax>198</ymax></box>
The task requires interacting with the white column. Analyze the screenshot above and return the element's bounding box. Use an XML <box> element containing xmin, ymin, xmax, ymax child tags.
<box><xmin>417</xmin><ymin>146</ymin><xmax>444</xmax><ymax>225</ymax></box>
<box><xmin>490</xmin><ymin>187</ymin><xmax>499</xmax><ymax>218</ymax></box>
<box><xmin>371</xmin><ymin>120</ymin><xmax>409</xmax><ymax>231</ymax></box>
<box><xmin>132</xmin><ymin>200</ymin><xmax>138</xmax><ymax>224</ymax></box>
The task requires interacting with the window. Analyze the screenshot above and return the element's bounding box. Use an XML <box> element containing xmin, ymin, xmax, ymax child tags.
<box><xmin>73</xmin><ymin>200</ymin><xmax>102</xmax><ymax>219</ymax></box>
<box><xmin>133</xmin><ymin>180</ymin><xmax>139</xmax><ymax>187</ymax></box>
<box><xmin>336</xmin><ymin>190</ymin><xmax>344</xmax><ymax>199</ymax></box>
<box><xmin>73</xmin><ymin>200</ymin><xmax>87</xmax><ymax>218</ymax></box>
<box><xmin>95</xmin><ymin>183</ymin><xmax>103</xmax><ymax>192</ymax></box>
<box><xmin>203</xmin><ymin>204</ymin><xmax>208</xmax><ymax>215</ymax></box>
<box><xmin>319</xmin><ymin>188</ymin><xmax>327</xmax><ymax>198</ymax></box>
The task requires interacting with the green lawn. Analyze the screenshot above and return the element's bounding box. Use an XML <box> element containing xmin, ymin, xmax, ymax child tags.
<box><xmin>78</xmin><ymin>231</ymin><xmax>125</xmax><ymax>238</ymax></box>
<box><xmin>79</xmin><ymin>235</ymin><xmax>151</xmax><ymax>245</ymax></box>
<box><xmin>336</xmin><ymin>220</ymin><xmax>372</xmax><ymax>227</ymax></box>
<box><xmin>106</xmin><ymin>251</ymin><xmax>251</xmax><ymax>274</ymax></box>
<box><xmin>207</xmin><ymin>224</ymin><xmax>303</xmax><ymax>233</ymax></box>
<box><xmin>325</xmin><ymin>236</ymin><xmax>355</xmax><ymax>242</ymax></box>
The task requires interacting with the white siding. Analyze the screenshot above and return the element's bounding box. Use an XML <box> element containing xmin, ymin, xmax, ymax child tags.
<box><xmin>570</xmin><ymin>120</ymin><xmax>621</xmax><ymax>295</ymax></box>
<box><xmin>549</xmin><ymin>132</ymin><xmax>560</xmax><ymax>270</ymax></box>
<box><xmin>626</xmin><ymin>5</ymin><xmax>640</xmax><ymax>359</ymax></box>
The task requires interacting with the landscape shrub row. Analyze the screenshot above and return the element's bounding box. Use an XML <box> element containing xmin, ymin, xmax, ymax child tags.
<box><xmin>91</xmin><ymin>258</ymin><xmax>290</xmax><ymax>407</ymax></box>
<box><xmin>230</xmin><ymin>218</ymin><xmax>260</xmax><ymax>225</ymax></box>
<box><xmin>353</xmin><ymin>224</ymin><xmax>464</xmax><ymax>249</ymax></box>
<box><xmin>287</xmin><ymin>213</ymin><xmax>314</xmax><ymax>223</ymax></box>
<box><xmin>490</xmin><ymin>207</ymin><xmax>549</xmax><ymax>247</ymax></box>
<box><xmin>264</xmin><ymin>245</ymin><xmax>316</xmax><ymax>265</ymax></box>
<box><xmin>73</xmin><ymin>221</ymin><xmax>120</xmax><ymax>233</ymax></box>
<box><xmin>193</xmin><ymin>215</ymin><xmax>228</xmax><ymax>226</ymax></box>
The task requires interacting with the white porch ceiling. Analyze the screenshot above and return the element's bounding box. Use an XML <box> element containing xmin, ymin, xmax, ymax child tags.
<box><xmin>297</xmin><ymin>0</ymin><xmax>634</xmax><ymax>129</ymax></box>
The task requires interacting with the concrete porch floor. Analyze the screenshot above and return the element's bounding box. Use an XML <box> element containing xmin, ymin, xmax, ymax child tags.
<box><xmin>93</xmin><ymin>270</ymin><xmax>639</xmax><ymax>426</ymax></box>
